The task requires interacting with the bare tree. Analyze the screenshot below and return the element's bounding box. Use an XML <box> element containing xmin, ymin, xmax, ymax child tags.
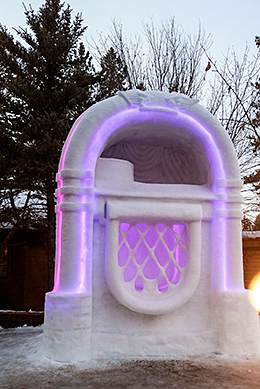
<box><xmin>90</xmin><ymin>17</ymin><xmax>212</xmax><ymax>95</ymax></box>
<box><xmin>90</xmin><ymin>20</ymin><xmax>145</xmax><ymax>89</ymax></box>
<box><xmin>204</xmin><ymin>46</ymin><xmax>260</xmax><ymax>217</ymax></box>
<box><xmin>90</xmin><ymin>20</ymin><xmax>260</xmax><ymax>217</ymax></box>
<box><xmin>143</xmin><ymin>19</ymin><xmax>211</xmax><ymax>96</ymax></box>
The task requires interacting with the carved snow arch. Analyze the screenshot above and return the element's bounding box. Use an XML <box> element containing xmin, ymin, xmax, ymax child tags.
<box><xmin>53</xmin><ymin>90</ymin><xmax>243</xmax><ymax>307</ymax></box>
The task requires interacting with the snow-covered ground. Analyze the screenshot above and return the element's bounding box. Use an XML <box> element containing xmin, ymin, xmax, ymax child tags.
<box><xmin>2</xmin><ymin>325</ymin><xmax>260</xmax><ymax>388</ymax></box>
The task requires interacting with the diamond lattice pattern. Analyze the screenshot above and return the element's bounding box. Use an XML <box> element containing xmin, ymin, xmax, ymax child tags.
<box><xmin>118</xmin><ymin>223</ymin><xmax>187</xmax><ymax>293</ymax></box>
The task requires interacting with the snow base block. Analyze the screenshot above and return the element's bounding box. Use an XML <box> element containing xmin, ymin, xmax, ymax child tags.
<box><xmin>217</xmin><ymin>290</ymin><xmax>260</xmax><ymax>356</ymax></box>
<box><xmin>43</xmin><ymin>293</ymin><xmax>92</xmax><ymax>362</ymax></box>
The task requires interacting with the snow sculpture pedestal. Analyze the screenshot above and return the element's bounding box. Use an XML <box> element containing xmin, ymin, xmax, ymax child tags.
<box><xmin>44</xmin><ymin>294</ymin><xmax>91</xmax><ymax>361</ymax></box>
<box><xmin>43</xmin><ymin>90</ymin><xmax>260</xmax><ymax>362</ymax></box>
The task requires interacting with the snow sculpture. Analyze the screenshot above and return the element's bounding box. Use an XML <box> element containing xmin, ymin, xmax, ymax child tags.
<box><xmin>43</xmin><ymin>90</ymin><xmax>260</xmax><ymax>362</ymax></box>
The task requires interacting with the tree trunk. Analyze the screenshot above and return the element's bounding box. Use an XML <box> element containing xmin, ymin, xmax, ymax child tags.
<box><xmin>0</xmin><ymin>226</ymin><xmax>19</xmax><ymax>263</ymax></box>
<box><xmin>0</xmin><ymin>190</ymin><xmax>31</xmax><ymax>263</ymax></box>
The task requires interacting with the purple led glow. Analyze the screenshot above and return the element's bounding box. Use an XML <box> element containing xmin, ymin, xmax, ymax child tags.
<box><xmin>135</xmin><ymin>241</ymin><xmax>149</xmax><ymax>265</ymax></box>
<box><xmin>55</xmin><ymin>97</ymin><xmax>231</xmax><ymax>295</ymax></box>
<box><xmin>52</xmin><ymin>176</ymin><xmax>64</xmax><ymax>293</ymax></box>
<box><xmin>143</xmin><ymin>257</ymin><xmax>160</xmax><ymax>279</ymax></box>
<box><xmin>145</xmin><ymin>226</ymin><xmax>158</xmax><ymax>248</ymax></box>
<box><xmin>52</xmin><ymin>208</ymin><xmax>62</xmax><ymax>293</ymax></box>
<box><xmin>118</xmin><ymin>243</ymin><xmax>129</xmax><ymax>267</ymax></box>
<box><xmin>128</xmin><ymin>226</ymin><xmax>140</xmax><ymax>249</ymax></box>
<box><xmin>78</xmin><ymin>208</ymin><xmax>87</xmax><ymax>293</ymax></box>
<box><xmin>166</xmin><ymin>262</ymin><xmax>180</xmax><ymax>284</ymax></box>
<box><xmin>221</xmin><ymin>215</ymin><xmax>228</xmax><ymax>291</ymax></box>
<box><xmin>124</xmin><ymin>260</ymin><xmax>137</xmax><ymax>282</ymax></box>
<box><xmin>52</xmin><ymin>106</ymin><xmax>94</xmax><ymax>293</ymax></box>
<box><xmin>154</xmin><ymin>241</ymin><xmax>169</xmax><ymax>267</ymax></box>
<box><xmin>135</xmin><ymin>276</ymin><xmax>144</xmax><ymax>291</ymax></box>
<box><xmin>137</xmin><ymin>223</ymin><xmax>148</xmax><ymax>233</ymax></box>
<box><xmin>59</xmin><ymin>108</ymin><xmax>93</xmax><ymax>171</ymax></box>
<box><xmin>121</xmin><ymin>223</ymin><xmax>130</xmax><ymax>232</ymax></box>
<box><xmin>83</xmin><ymin>108</ymin><xmax>225</xmax><ymax>180</ymax></box>
<box><xmin>118</xmin><ymin>222</ymin><xmax>186</xmax><ymax>292</ymax></box>
<box><xmin>158</xmin><ymin>277</ymin><xmax>168</xmax><ymax>293</ymax></box>
<box><xmin>163</xmin><ymin>228</ymin><xmax>176</xmax><ymax>250</ymax></box>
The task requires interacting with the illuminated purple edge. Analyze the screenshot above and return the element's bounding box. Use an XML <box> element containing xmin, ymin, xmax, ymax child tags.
<box><xmin>52</xmin><ymin>105</ymin><xmax>229</xmax><ymax>294</ymax></box>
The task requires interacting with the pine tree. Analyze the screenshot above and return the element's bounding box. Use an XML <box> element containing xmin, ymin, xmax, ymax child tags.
<box><xmin>98</xmin><ymin>47</ymin><xmax>128</xmax><ymax>100</ymax></box>
<box><xmin>253</xmin><ymin>214</ymin><xmax>260</xmax><ymax>231</ymax></box>
<box><xmin>0</xmin><ymin>0</ymin><xmax>98</xmax><ymax>289</ymax></box>
<box><xmin>242</xmin><ymin>216</ymin><xmax>253</xmax><ymax>231</ymax></box>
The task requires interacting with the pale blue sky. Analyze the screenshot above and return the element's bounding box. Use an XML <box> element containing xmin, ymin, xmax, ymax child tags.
<box><xmin>1</xmin><ymin>0</ymin><xmax>260</xmax><ymax>61</ymax></box>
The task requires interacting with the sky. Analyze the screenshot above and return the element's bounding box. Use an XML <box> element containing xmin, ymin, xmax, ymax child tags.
<box><xmin>0</xmin><ymin>0</ymin><xmax>260</xmax><ymax>63</ymax></box>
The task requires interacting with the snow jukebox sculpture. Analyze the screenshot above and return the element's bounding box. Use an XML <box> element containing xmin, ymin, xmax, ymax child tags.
<box><xmin>43</xmin><ymin>90</ymin><xmax>260</xmax><ymax>362</ymax></box>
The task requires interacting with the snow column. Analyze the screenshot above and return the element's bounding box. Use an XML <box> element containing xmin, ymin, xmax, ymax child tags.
<box><xmin>43</xmin><ymin>168</ymin><xmax>94</xmax><ymax>362</ymax></box>
<box><xmin>214</xmin><ymin>178</ymin><xmax>260</xmax><ymax>356</ymax></box>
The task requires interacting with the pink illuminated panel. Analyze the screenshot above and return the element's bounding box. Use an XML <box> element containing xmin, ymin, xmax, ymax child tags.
<box><xmin>118</xmin><ymin>223</ymin><xmax>187</xmax><ymax>293</ymax></box>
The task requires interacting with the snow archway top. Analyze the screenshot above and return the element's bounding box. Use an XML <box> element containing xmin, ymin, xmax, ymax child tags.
<box><xmin>58</xmin><ymin>90</ymin><xmax>240</xmax><ymax>183</ymax></box>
